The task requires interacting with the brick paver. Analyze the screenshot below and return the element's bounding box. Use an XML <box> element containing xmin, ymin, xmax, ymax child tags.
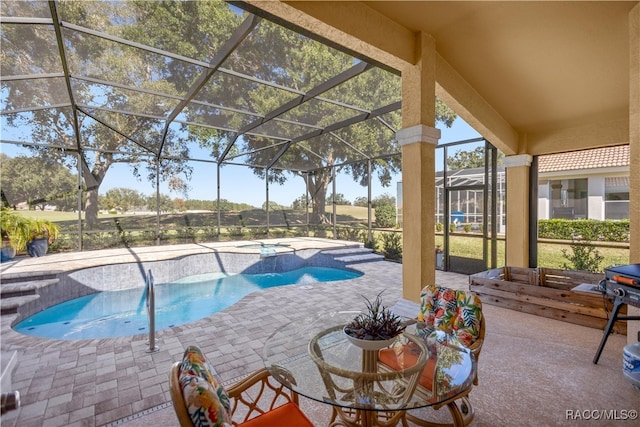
<box><xmin>2</xmin><ymin>241</ymin><xmax>465</xmax><ymax>426</ymax></box>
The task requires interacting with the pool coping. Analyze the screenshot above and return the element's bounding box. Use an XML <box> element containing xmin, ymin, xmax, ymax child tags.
<box><xmin>0</xmin><ymin>237</ymin><xmax>360</xmax><ymax>278</ymax></box>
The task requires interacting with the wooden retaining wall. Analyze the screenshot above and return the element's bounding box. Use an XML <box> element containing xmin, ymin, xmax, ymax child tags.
<box><xmin>469</xmin><ymin>267</ymin><xmax>626</xmax><ymax>334</ymax></box>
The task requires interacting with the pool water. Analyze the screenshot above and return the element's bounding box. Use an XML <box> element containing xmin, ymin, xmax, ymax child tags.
<box><xmin>14</xmin><ymin>266</ymin><xmax>361</xmax><ymax>340</ymax></box>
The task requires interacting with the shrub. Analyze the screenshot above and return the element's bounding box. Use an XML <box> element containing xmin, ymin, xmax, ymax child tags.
<box><xmin>381</xmin><ymin>232</ymin><xmax>402</xmax><ymax>261</ymax></box>
<box><xmin>539</xmin><ymin>219</ymin><xmax>629</xmax><ymax>242</ymax></box>
<box><xmin>336</xmin><ymin>226</ymin><xmax>365</xmax><ymax>242</ymax></box>
<box><xmin>363</xmin><ymin>231</ymin><xmax>377</xmax><ymax>251</ymax></box>
<box><xmin>463</xmin><ymin>224</ymin><xmax>472</xmax><ymax>233</ymax></box>
<box><xmin>449</xmin><ymin>223</ymin><xmax>457</xmax><ymax>233</ymax></box>
<box><xmin>435</xmin><ymin>222</ymin><xmax>443</xmax><ymax>232</ymax></box>
<box><xmin>561</xmin><ymin>237</ymin><xmax>605</xmax><ymax>273</ymax></box>
<box><xmin>375</xmin><ymin>204</ymin><xmax>396</xmax><ymax>228</ymax></box>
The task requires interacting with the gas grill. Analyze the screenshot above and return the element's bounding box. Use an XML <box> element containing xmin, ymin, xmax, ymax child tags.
<box><xmin>593</xmin><ymin>264</ymin><xmax>640</xmax><ymax>364</ymax></box>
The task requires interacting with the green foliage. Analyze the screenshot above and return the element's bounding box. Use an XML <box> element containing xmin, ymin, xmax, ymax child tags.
<box><xmin>291</xmin><ymin>194</ymin><xmax>308</xmax><ymax>210</ymax></box>
<box><xmin>463</xmin><ymin>224</ymin><xmax>472</xmax><ymax>233</ymax></box>
<box><xmin>0</xmin><ymin>154</ymin><xmax>77</xmax><ymax>211</ymax></box>
<box><xmin>449</xmin><ymin>223</ymin><xmax>457</xmax><ymax>233</ymax></box>
<box><xmin>446</xmin><ymin>146</ymin><xmax>505</xmax><ymax>170</ymax></box>
<box><xmin>353</xmin><ymin>196</ymin><xmax>368</xmax><ymax>208</ymax></box>
<box><xmin>0</xmin><ymin>208</ymin><xmax>60</xmax><ymax>253</ymax></box>
<box><xmin>99</xmin><ymin>187</ymin><xmax>146</xmax><ymax>212</ymax></box>
<box><xmin>561</xmin><ymin>237</ymin><xmax>605</xmax><ymax>273</ymax></box>
<box><xmin>435</xmin><ymin>222</ymin><xmax>443</xmax><ymax>232</ymax></box>
<box><xmin>261</xmin><ymin>201</ymin><xmax>283</xmax><ymax>211</ymax></box>
<box><xmin>3</xmin><ymin>0</ymin><xmax>459</xmax><ymax>229</ymax></box>
<box><xmin>380</xmin><ymin>232</ymin><xmax>402</xmax><ymax>261</ymax></box>
<box><xmin>328</xmin><ymin>193</ymin><xmax>351</xmax><ymax>205</ymax></box>
<box><xmin>344</xmin><ymin>292</ymin><xmax>406</xmax><ymax>340</ymax></box>
<box><xmin>184</xmin><ymin>199</ymin><xmax>216</xmax><ymax>210</ymax></box>
<box><xmin>227</xmin><ymin>226</ymin><xmax>244</xmax><ymax>237</ymax></box>
<box><xmin>364</xmin><ymin>233</ymin><xmax>377</xmax><ymax>251</ymax></box>
<box><xmin>335</xmin><ymin>226</ymin><xmax>365</xmax><ymax>242</ymax></box>
<box><xmin>372</xmin><ymin>193</ymin><xmax>396</xmax><ymax>209</ymax></box>
<box><xmin>539</xmin><ymin>219</ymin><xmax>629</xmax><ymax>242</ymax></box>
<box><xmin>218</xmin><ymin>200</ymin><xmax>256</xmax><ymax>212</ymax></box>
<box><xmin>248</xmin><ymin>227</ymin><xmax>268</xmax><ymax>239</ymax></box>
<box><xmin>145</xmin><ymin>194</ymin><xmax>177</xmax><ymax>213</ymax></box>
<box><xmin>375</xmin><ymin>204</ymin><xmax>396</xmax><ymax>228</ymax></box>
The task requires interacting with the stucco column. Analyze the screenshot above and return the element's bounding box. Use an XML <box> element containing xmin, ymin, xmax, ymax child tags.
<box><xmin>627</xmin><ymin>3</ymin><xmax>639</xmax><ymax>344</ymax></box>
<box><xmin>397</xmin><ymin>126</ymin><xmax>440</xmax><ymax>302</ymax></box>
<box><xmin>398</xmin><ymin>33</ymin><xmax>439</xmax><ymax>302</ymax></box>
<box><xmin>504</xmin><ymin>154</ymin><xmax>533</xmax><ymax>267</ymax></box>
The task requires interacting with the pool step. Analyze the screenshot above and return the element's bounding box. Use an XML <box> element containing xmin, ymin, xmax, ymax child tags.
<box><xmin>1</xmin><ymin>295</ymin><xmax>40</xmax><ymax>315</ymax></box>
<box><xmin>0</xmin><ymin>278</ymin><xmax>59</xmax><ymax>299</ymax></box>
<box><xmin>0</xmin><ymin>273</ymin><xmax>58</xmax><ymax>315</ymax></box>
<box><xmin>322</xmin><ymin>247</ymin><xmax>385</xmax><ymax>264</ymax></box>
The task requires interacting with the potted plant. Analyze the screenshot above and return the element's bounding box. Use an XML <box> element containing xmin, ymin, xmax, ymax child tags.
<box><xmin>343</xmin><ymin>292</ymin><xmax>406</xmax><ymax>350</ymax></box>
<box><xmin>0</xmin><ymin>208</ymin><xmax>59</xmax><ymax>258</ymax></box>
<box><xmin>1</xmin><ymin>209</ymin><xmax>20</xmax><ymax>261</ymax></box>
<box><xmin>25</xmin><ymin>218</ymin><xmax>60</xmax><ymax>257</ymax></box>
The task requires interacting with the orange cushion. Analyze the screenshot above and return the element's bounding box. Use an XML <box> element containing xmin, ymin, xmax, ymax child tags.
<box><xmin>378</xmin><ymin>345</ymin><xmax>436</xmax><ymax>390</ymax></box>
<box><xmin>239</xmin><ymin>402</ymin><xmax>314</xmax><ymax>427</ymax></box>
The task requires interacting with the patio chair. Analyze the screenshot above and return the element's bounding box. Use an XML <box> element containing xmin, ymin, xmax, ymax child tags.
<box><xmin>169</xmin><ymin>345</ymin><xmax>313</xmax><ymax>427</ymax></box>
<box><xmin>379</xmin><ymin>284</ymin><xmax>485</xmax><ymax>427</ymax></box>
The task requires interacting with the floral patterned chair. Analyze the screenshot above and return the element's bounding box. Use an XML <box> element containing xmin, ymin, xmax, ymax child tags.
<box><xmin>416</xmin><ymin>284</ymin><xmax>484</xmax><ymax>385</ymax></box>
<box><xmin>169</xmin><ymin>345</ymin><xmax>313</xmax><ymax>427</ymax></box>
<box><xmin>379</xmin><ymin>284</ymin><xmax>485</xmax><ymax>427</ymax></box>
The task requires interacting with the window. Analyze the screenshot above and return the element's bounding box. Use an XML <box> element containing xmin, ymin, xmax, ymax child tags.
<box><xmin>605</xmin><ymin>176</ymin><xmax>629</xmax><ymax>219</ymax></box>
<box><xmin>549</xmin><ymin>178</ymin><xmax>587</xmax><ymax>219</ymax></box>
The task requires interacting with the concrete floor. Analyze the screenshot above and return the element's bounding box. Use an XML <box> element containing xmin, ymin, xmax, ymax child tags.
<box><xmin>0</xmin><ymin>239</ymin><xmax>637</xmax><ymax>426</ymax></box>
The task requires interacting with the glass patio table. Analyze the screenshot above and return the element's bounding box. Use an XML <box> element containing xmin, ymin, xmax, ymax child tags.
<box><xmin>262</xmin><ymin>311</ymin><xmax>476</xmax><ymax>427</ymax></box>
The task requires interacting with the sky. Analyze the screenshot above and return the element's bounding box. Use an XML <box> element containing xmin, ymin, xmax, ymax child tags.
<box><xmin>1</xmin><ymin>117</ymin><xmax>482</xmax><ymax>208</ymax></box>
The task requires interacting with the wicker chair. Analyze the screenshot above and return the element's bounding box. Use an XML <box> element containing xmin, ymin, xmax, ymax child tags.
<box><xmin>380</xmin><ymin>284</ymin><xmax>485</xmax><ymax>427</ymax></box>
<box><xmin>169</xmin><ymin>345</ymin><xmax>313</xmax><ymax>427</ymax></box>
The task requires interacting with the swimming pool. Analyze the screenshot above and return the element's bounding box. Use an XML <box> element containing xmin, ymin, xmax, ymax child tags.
<box><xmin>14</xmin><ymin>266</ymin><xmax>362</xmax><ymax>340</ymax></box>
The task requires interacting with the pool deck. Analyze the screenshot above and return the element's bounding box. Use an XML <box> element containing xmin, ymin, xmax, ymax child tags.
<box><xmin>0</xmin><ymin>238</ymin><xmax>636</xmax><ymax>426</ymax></box>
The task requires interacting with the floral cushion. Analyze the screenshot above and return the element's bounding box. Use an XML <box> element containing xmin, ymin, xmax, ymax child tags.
<box><xmin>416</xmin><ymin>284</ymin><xmax>482</xmax><ymax>347</ymax></box>
<box><xmin>179</xmin><ymin>346</ymin><xmax>232</xmax><ymax>427</ymax></box>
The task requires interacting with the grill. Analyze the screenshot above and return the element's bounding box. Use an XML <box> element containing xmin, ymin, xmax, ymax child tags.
<box><xmin>593</xmin><ymin>264</ymin><xmax>640</xmax><ymax>364</ymax></box>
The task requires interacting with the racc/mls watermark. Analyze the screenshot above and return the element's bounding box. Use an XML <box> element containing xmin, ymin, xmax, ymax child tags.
<box><xmin>566</xmin><ymin>409</ymin><xmax>638</xmax><ymax>421</ymax></box>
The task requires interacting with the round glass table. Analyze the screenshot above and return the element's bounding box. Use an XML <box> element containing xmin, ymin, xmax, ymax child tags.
<box><xmin>262</xmin><ymin>311</ymin><xmax>476</xmax><ymax>427</ymax></box>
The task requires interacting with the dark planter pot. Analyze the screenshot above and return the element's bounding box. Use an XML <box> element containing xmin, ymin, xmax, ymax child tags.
<box><xmin>1</xmin><ymin>244</ymin><xmax>16</xmax><ymax>262</ymax></box>
<box><xmin>26</xmin><ymin>238</ymin><xmax>49</xmax><ymax>257</ymax></box>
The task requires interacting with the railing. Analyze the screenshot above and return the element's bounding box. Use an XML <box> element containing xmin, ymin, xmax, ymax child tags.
<box><xmin>145</xmin><ymin>269</ymin><xmax>159</xmax><ymax>353</ymax></box>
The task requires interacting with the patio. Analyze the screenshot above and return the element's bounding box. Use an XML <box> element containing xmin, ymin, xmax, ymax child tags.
<box><xmin>0</xmin><ymin>240</ymin><xmax>635</xmax><ymax>426</ymax></box>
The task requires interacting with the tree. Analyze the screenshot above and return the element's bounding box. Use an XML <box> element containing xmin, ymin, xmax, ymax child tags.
<box><xmin>372</xmin><ymin>193</ymin><xmax>396</xmax><ymax>209</ymax></box>
<box><xmin>195</xmin><ymin>20</ymin><xmax>457</xmax><ymax>225</ymax></box>
<box><xmin>447</xmin><ymin>146</ymin><xmax>504</xmax><ymax>170</ymax></box>
<box><xmin>353</xmin><ymin>196</ymin><xmax>368</xmax><ymax>208</ymax></box>
<box><xmin>146</xmin><ymin>194</ymin><xmax>176</xmax><ymax>213</ymax></box>
<box><xmin>3</xmin><ymin>1</ymin><xmax>456</xmax><ymax>230</ymax></box>
<box><xmin>0</xmin><ymin>154</ymin><xmax>77</xmax><ymax>211</ymax></box>
<box><xmin>262</xmin><ymin>201</ymin><xmax>283</xmax><ymax>211</ymax></box>
<box><xmin>327</xmin><ymin>193</ymin><xmax>351</xmax><ymax>205</ymax></box>
<box><xmin>99</xmin><ymin>188</ymin><xmax>147</xmax><ymax>212</ymax></box>
<box><xmin>2</xmin><ymin>1</ymin><xmax>239</xmax><ymax>227</ymax></box>
<box><xmin>291</xmin><ymin>194</ymin><xmax>308</xmax><ymax>211</ymax></box>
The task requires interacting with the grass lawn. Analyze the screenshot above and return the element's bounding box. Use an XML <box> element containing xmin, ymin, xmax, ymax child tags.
<box><xmin>434</xmin><ymin>234</ymin><xmax>628</xmax><ymax>272</ymax></box>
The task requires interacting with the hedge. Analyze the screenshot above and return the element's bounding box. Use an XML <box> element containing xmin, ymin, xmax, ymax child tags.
<box><xmin>538</xmin><ymin>219</ymin><xmax>629</xmax><ymax>242</ymax></box>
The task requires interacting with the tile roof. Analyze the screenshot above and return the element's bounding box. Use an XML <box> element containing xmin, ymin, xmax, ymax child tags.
<box><xmin>538</xmin><ymin>145</ymin><xmax>629</xmax><ymax>173</ymax></box>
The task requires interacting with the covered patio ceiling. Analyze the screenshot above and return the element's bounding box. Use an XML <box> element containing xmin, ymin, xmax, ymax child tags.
<box><xmin>250</xmin><ymin>1</ymin><xmax>636</xmax><ymax>157</ymax></box>
<box><xmin>1</xmin><ymin>0</ymin><xmax>403</xmax><ymax>174</ymax></box>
